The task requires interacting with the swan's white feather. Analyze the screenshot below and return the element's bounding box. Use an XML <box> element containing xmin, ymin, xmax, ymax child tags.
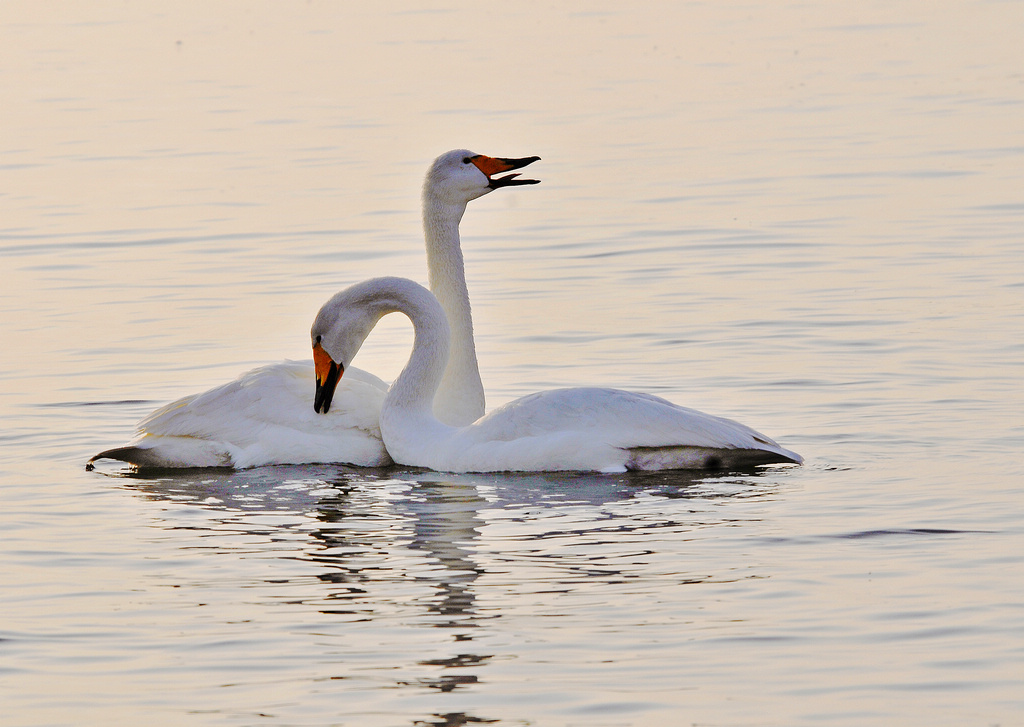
<box><xmin>408</xmin><ymin>388</ymin><xmax>800</xmax><ymax>473</ymax></box>
<box><xmin>95</xmin><ymin>361</ymin><xmax>389</xmax><ymax>468</ymax></box>
<box><xmin>471</xmin><ymin>388</ymin><xmax>768</xmax><ymax>449</ymax></box>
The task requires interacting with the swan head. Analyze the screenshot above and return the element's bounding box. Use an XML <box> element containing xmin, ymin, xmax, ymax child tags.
<box><xmin>311</xmin><ymin>277</ymin><xmax>444</xmax><ymax>415</ymax></box>
<box><xmin>424</xmin><ymin>149</ymin><xmax>540</xmax><ymax>206</ymax></box>
<box><xmin>310</xmin><ymin>281</ymin><xmax>393</xmax><ymax>414</ymax></box>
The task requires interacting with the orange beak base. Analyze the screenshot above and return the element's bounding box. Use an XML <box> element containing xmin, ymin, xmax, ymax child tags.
<box><xmin>313</xmin><ymin>342</ymin><xmax>344</xmax><ymax>414</ymax></box>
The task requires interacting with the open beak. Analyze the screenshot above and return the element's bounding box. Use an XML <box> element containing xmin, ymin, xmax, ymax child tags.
<box><xmin>313</xmin><ymin>341</ymin><xmax>343</xmax><ymax>414</ymax></box>
<box><xmin>470</xmin><ymin>154</ymin><xmax>541</xmax><ymax>189</ymax></box>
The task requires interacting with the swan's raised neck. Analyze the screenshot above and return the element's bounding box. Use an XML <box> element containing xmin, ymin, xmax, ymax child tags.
<box><xmin>422</xmin><ymin>189</ymin><xmax>478</xmax><ymax>425</ymax></box>
<box><xmin>420</xmin><ymin>149</ymin><xmax>540</xmax><ymax>426</ymax></box>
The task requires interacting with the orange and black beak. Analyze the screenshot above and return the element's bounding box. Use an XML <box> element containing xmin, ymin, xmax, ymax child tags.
<box><xmin>470</xmin><ymin>154</ymin><xmax>541</xmax><ymax>189</ymax></box>
<box><xmin>313</xmin><ymin>340</ymin><xmax>343</xmax><ymax>414</ymax></box>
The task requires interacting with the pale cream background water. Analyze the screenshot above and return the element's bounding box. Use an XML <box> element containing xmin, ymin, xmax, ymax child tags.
<box><xmin>2</xmin><ymin>2</ymin><xmax>1023</xmax><ymax>726</ymax></box>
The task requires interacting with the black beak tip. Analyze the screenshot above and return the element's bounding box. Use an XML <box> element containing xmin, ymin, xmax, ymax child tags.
<box><xmin>313</xmin><ymin>388</ymin><xmax>330</xmax><ymax>414</ymax></box>
<box><xmin>489</xmin><ymin>173</ymin><xmax>542</xmax><ymax>190</ymax></box>
<box><xmin>508</xmin><ymin>156</ymin><xmax>541</xmax><ymax>172</ymax></box>
<box><xmin>314</xmin><ymin>361</ymin><xmax>342</xmax><ymax>414</ymax></box>
<box><xmin>486</xmin><ymin>155</ymin><xmax>542</xmax><ymax>189</ymax></box>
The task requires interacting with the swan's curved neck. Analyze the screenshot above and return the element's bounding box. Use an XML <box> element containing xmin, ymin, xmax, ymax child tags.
<box><xmin>384</xmin><ymin>284</ymin><xmax>451</xmax><ymax>422</ymax></box>
<box><xmin>422</xmin><ymin>192</ymin><xmax>485</xmax><ymax>425</ymax></box>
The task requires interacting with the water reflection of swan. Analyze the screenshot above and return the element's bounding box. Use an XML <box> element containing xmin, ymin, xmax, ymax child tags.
<box><xmin>404</xmin><ymin>481</ymin><xmax>485</xmax><ymax>626</ymax></box>
<box><xmin>88</xmin><ymin>150</ymin><xmax>540</xmax><ymax>470</ymax></box>
<box><xmin>312</xmin><ymin>277</ymin><xmax>803</xmax><ymax>473</ymax></box>
<box><xmin>115</xmin><ymin>465</ymin><xmax>781</xmax><ymax>704</ymax></box>
<box><xmin>124</xmin><ymin>467</ymin><xmax>499</xmax><ymax>692</ymax></box>
<box><xmin>115</xmin><ymin>465</ymin><xmax>722</xmax><ymax>512</ymax></box>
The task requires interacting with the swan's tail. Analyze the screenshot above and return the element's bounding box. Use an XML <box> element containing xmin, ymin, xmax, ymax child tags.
<box><xmin>625</xmin><ymin>444</ymin><xmax>802</xmax><ymax>471</ymax></box>
<box><xmin>86</xmin><ymin>438</ymin><xmax>234</xmax><ymax>469</ymax></box>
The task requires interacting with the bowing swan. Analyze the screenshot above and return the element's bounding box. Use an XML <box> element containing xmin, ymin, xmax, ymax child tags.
<box><xmin>87</xmin><ymin>150</ymin><xmax>540</xmax><ymax>469</ymax></box>
<box><xmin>311</xmin><ymin>277</ymin><xmax>803</xmax><ymax>473</ymax></box>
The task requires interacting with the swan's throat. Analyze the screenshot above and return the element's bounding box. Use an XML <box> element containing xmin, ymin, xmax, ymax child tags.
<box><xmin>423</xmin><ymin>200</ymin><xmax>485</xmax><ymax>426</ymax></box>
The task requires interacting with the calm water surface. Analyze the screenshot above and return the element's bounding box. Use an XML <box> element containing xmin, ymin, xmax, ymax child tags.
<box><xmin>3</xmin><ymin>2</ymin><xmax>1023</xmax><ymax>725</ymax></box>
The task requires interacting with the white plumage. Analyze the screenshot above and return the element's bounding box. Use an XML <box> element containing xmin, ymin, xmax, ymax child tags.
<box><xmin>103</xmin><ymin>362</ymin><xmax>389</xmax><ymax>468</ymax></box>
<box><xmin>312</xmin><ymin>277</ymin><xmax>802</xmax><ymax>473</ymax></box>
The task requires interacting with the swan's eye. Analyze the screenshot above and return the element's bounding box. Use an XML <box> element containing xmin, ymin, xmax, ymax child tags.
<box><xmin>462</xmin><ymin>157</ymin><xmax>472</xmax><ymax>164</ymax></box>
<box><xmin>315</xmin><ymin>335</ymin><xmax>322</xmax><ymax>344</ymax></box>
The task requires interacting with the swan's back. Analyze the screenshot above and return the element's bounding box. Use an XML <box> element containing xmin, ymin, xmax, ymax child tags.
<box><xmin>90</xmin><ymin>361</ymin><xmax>391</xmax><ymax>469</ymax></box>
<box><xmin>473</xmin><ymin>387</ymin><xmax>789</xmax><ymax>450</ymax></box>
<box><xmin>398</xmin><ymin>387</ymin><xmax>801</xmax><ymax>473</ymax></box>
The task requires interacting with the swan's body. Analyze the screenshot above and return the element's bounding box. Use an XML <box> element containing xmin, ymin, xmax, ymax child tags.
<box><xmin>312</xmin><ymin>277</ymin><xmax>803</xmax><ymax>474</ymax></box>
<box><xmin>94</xmin><ymin>361</ymin><xmax>390</xmax><ymax>468</ymax></box>
<box><xmin>88</xmin><ymin>150</ymin><xmax>540</xmax><ymax>469</ymax></box>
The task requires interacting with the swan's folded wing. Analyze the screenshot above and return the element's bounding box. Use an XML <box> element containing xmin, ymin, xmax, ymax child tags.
<box><xmin>138</xmin><ymin>361</ymin><xmax>385</xmax><ymax>438</ymax></box>
<box><xmin>111</xmin><ymin>361</ymin><xmax>391</xmax><ymax>468</ymax></box>
<box><xmin>472</xmin><ymin>387</ymin><xmax>793</xmax><ymax>453</ymax></box>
